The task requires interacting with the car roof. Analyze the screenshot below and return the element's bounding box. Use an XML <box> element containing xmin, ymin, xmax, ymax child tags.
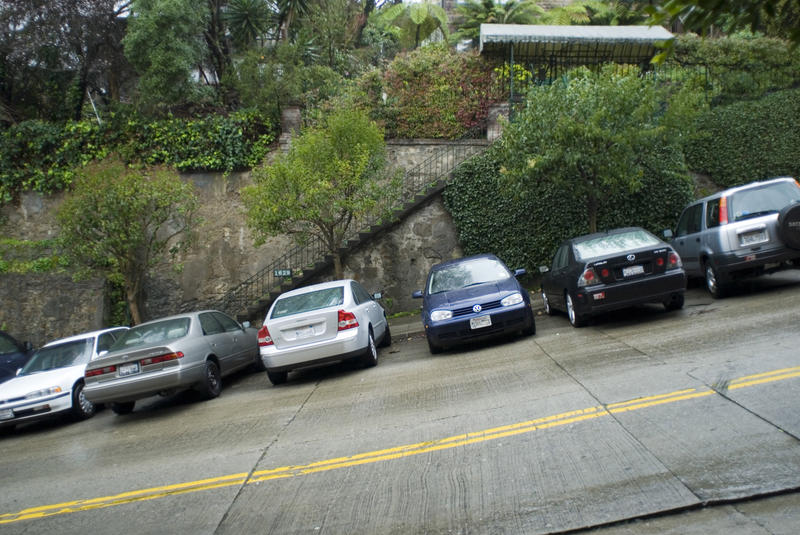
<box><xmin>42</xmin><ymin>326</ymin><xmax>129</xmax><ymax>347</ymax></box>
<box><xmin>430</xmin><ymin>253</ymin><xmax>502</xmax><ymax>271</ymax></box>
<box><xmin>567</xmin><ymin>227</ymin><xmax>653</xmax><ymax>245</ymax></box>
<box><xmin>275</xmin><ymin>279</ymin><xmax>353</xmax><ymax>299</ymax></box>
<box><xmin>692</xmin><ymin>176</ymin><xmax>797</xmax><ymax>204</ymax></box>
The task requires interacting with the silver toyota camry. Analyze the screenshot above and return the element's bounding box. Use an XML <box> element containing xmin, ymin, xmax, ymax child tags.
<box><xmin>83</xmin><ymin>310</ymin><xmax>261</xmax><ymax>415</ymax></box>
<box><xmin>258</xmin><ymin>279</ymin><xmax>391</xmax><ymax>385</ymax></box>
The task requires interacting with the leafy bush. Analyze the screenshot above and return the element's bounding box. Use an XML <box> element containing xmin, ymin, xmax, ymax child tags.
<box><xmin>0</xmin><ymin>238</ymin><xmax>70</xmax><ymax>274</ymax></box>
<box><xmin>684</xmin><ymin>88</ymin><xmax>800</xmax><ymax>187</ymax></box>
<box><xmin>444</xmin><ymin>144</ymin><xmax>694</xmax><ymax>273</ymax></box>
<box><xmin>670</xmin><ymin>33</ymin><xmax>800</xmax><ymax>105</ymax></box>
<box><xmin>0</xmin><ymin>109</ymin><xmax>276</xmax><ymax>203</ymax></box>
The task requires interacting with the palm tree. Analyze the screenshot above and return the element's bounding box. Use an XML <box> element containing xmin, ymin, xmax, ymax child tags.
<box><xmin>224</xmin><ymin>0</ymin><xmax>277</xmax><ymax>48</ymax></box>
<box><xmin>376</xmin><ymin>1</ymin><xmax>449</xmax><ymax>50</ymax></box>
<box><xmin>453</xmin><ymin>0</ymin><xmax>544</xmax><ymax>48</ymax></box>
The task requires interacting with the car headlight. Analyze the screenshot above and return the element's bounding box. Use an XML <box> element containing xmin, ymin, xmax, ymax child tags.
<box><xmin>25</xmin><ymin>386</ymin><xmax>62</xmax><ymax>400</ymax></box>
<box><xmin>501</xmin><ymin>292</ymin><xmax>524</xmax><ymax>307</ymax></box>
<box><xmin>430</xmin><ymin>310</ymin><xmax>452</xmax><ymax>321</ymax></box>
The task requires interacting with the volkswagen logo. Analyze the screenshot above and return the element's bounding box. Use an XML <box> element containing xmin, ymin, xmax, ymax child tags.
<box><xmin>627</xmin><ymin>254</ymin><xmax>636</xmax><ymax>262</ymax></box>
<box><xmin>473</xmin><ymin>304</ymin><xmax>482</xmax><ymax>313</ymax></box>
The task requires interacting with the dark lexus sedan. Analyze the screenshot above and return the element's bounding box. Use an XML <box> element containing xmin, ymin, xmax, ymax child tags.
<box><xmin>540</xmin><ymin>227</ymin><xmax>686</xmax><ymax>327</ymax></box>
<box><xmin>412</xmin><ymin>254</ymin><xmax>536</xmax><ymax>353</ymax></box>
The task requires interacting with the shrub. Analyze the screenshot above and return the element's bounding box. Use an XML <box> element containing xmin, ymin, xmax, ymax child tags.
<box><xmin>684</xmin><ymin>88</ymin><xmax>800</xmax><ymax>187</ymax></box>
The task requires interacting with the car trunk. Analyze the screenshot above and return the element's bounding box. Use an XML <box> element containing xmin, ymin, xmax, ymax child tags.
<box><xmin>590</xmin><ymin>246</ymin><xmax>672</xmax><ymax>285</ymax></box>
<box><xmin>269</xmin><ymin>308</ymin><xmax>340</xmax><ymax>350</ymax></box>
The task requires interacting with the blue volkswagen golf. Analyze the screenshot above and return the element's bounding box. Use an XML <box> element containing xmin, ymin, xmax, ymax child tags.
<box><xmin>412</xmin><ymin>254</ymin><xmax>536</xmax><ymax>353</ymax></box>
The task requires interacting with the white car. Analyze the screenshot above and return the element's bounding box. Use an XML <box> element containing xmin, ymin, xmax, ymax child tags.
<box><xmin>0</xmin><ymin>327</ymin><xmax>128</xmax><ymax>431</ymax></box>
<box><xmin>258</xmin><ymin>279</ymin><xmax>391</xmax><ymax>385</ymax></box>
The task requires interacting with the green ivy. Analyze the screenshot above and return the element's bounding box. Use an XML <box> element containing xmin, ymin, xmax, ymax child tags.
<box><xmin>684</xmin><ymin>88</ymin><xmax>800</xmax><ymax>187</ymax></box>
<box><xmin>444</xmin><ymin>144</ymin><xmax>694</xmax><ymax>274</ymax></box>
<box><xmin>0</xmin><ymin>238</ymin><xmax>70</xmax><ymax>274</ymax></box>
<box><xmin>0</xmin><ymin>109</ymin><xmax>276</xmax><ymax>203</ymax></box>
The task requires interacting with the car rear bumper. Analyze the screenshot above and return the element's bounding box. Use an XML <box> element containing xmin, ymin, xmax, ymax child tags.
<box><xmin>83</xmin><ymin>361</ymin><xmax>205</xmax><ymax>403</ymax></box>
<box><xmin>260</xmin><ymin>328</ymin><xmax>365</xmax><ymax>372</ymax></box>
<box><xmin>575</xmin><ymin>270</ymin><xmax>686</xmax><ymax>316</ymax></box>
<box><xmin>712</xmin><ymin>247</ymin><xmax>800</xmax><ymax>280</ymax></box>
<box><xmin>425</xmin><ymin>303</ymin><xmax>534</xmax><ymax>348</ymax></box>
<box><xmin>0</xmin><ymin>390</ymin><xmax>72</xmax><ymax>427</ymax></box>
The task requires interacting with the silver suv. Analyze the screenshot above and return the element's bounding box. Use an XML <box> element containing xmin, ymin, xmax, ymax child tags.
<box><xmin>666</xmin><ymin>177</ymin><xmax>800</xmax><ymax>297</ymax></box>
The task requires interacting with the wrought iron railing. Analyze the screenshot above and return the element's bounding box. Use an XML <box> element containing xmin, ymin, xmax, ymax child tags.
<box><xmin>213</xmin><ymin>141</ymin><xmax>487</xmax><ymax>319</ymax></box>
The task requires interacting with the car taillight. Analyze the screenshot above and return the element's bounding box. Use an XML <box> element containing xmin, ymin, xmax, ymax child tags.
<box><xmin>656</xmin><ymin>257</ymin><xmax>665</xmax><ymax>267</ymax></box>
<box><xmin>668</xmin><ymin>251</ymin><xmax>682</xmax><ymax>268</ymax></box>
<box><xmin>600</xmin><ymin>267</ymin><xmax>610</xmax><ymax>278</ymax></box>
<box><xmin>257</xmin><ymin>325</ymin><xmax>273</xmax><ymax>347</ymax></box>
<box><xmin>578</xmin><ymin>267</ymin><xmax>598</xmax><ymax>287</ymax></box>
<box><xmin>140</xmin><ymin>352</ymin><xmax>183</xmax><ymax>366</ymax></box>
<box><xmin>85</xmin><ymin>365</ymin><xmax>117</xmax><ymax>378</ymax></box>
<box><xmin>338</xmin><ymin>310</ymin><xmax>359</xmax><ymax>331</ymax></box>
<box><xmin>719</xmin><ymin>196</ymin><xmax>728</xmax><ymax>225</ymax></box>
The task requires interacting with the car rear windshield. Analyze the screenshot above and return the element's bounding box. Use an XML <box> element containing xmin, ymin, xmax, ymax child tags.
<box><xmin>730</xmin><ymin>181</ymin><xmax>800</xmax><ymax>222</ymax></box>
<box><xmin>573</xmin><ymin>230</ymin><xmax>661</xmax><ymax>261</ymax></box>
<box><xmin>20</xmin><ymin>338</ymin><xmax>93</xmax><ymax>375</ymax></box>
<box><xmin>428</xmin><ymin>258</ymin><xmax>511</xmax><ymax>294</ymax></box>
<box><xmin>111</xmin><ymin>318</ymin><xmax>191</xmax><ymax>350</ymax></box>
<box><xmin>271</xmin><ymin>287</ymin><xmax>344</xmax><ymax>319</ymax></box>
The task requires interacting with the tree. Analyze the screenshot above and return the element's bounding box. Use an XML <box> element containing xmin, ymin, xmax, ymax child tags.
<box><xmin>453</xmin><ymin>0</ymin><xmax>544</xmax><ymax>48</ymax></box>
<box><xmin>376</xmin><ymin>1</ymin><xmax>449</xmax><ymax>50</ymax></box>
<box><xmin>497</xmin><ymin>66</ymin><xmax>690</xmax><ymax>234</ymax></box>
<box><xmin>242</xmin><ymin>108</ymin><xmax>400</xmax><ymax>279</ymax></box>
<box><xmin>123</xmin><ymin>0</ymin><xmax>211</xmax><ymax>113</ymax></box>
<box><xmin>57</xmin><ymin>160</ymin><xmax>199</xmax><ymax>324</ymax></box>
<box><xmin>645</xmin><ymin>0</ymin><xmax>800</xmax><ymax>46</ymax></box>
<box><xmin>224</xmin><ymin>0</ymin><xmax>277</xmax><ymax>49</ymax></box>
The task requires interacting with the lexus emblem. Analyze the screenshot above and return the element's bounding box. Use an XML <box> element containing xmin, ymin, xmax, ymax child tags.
<box><xmin>473</xmin><ymin>304</ymin><xmax>482</xmax><ymax>313</ymax></box>
<box><xmin>627</xmin><ymin>254</ymin><xmax>636</xmax><ymax>262</ymax></box>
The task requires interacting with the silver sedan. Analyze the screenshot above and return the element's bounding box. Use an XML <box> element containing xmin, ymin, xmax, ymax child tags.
<box><xmin>83</xmin><ymin>310</ymin><xmax>261</xmax><ymax>415</ymax></box>
<box><xmin>258</xmin><ymin>279</ymin><xmax>391</xmax><ymax>385</ymax></box>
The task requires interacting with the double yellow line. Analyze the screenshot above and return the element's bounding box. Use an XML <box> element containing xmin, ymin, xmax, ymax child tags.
<box><xmin>3</xmin><ymin>365</ymin><xmax>800</xmax><ymax>525</ymax></box>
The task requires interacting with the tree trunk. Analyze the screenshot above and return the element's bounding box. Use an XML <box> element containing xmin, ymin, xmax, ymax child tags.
<box><xmin>587</xmin><ymin>193</ymin><xmax>598</xmax><ymax>234</ymax></box>
<box><xmin>125</xmin><ymin>279</ymin><xmax>143</xmax><ymax>325</ymax></box>
<box><xmin>333</xmin><ymin>251</ymin><xmax>343</xmax><ymax>280</ymax></box>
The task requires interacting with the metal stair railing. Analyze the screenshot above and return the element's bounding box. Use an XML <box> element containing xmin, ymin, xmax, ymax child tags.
<box><xmin>214</xmin><ymin>141</ymin><xmax>488</xmax><ymax>319</ymax></box>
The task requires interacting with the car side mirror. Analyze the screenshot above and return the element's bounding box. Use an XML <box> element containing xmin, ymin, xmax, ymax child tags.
<box><xmin>23</xmin><ymin>341</ymin><xmax>33</xmax><ymax>352</ymax></box>
<box><xmin>411</xmin><ymin>290</ymin><xmax>423</xmax><ymax>299</ymax></box>
<box><xmin>372</xmin><ymin>292</ymin><xmax>382</xmax><ymax>300</ymax></box>
<box><xmin>16</xmin><ymin>368</ymin><xmax>22</xmax><ymax>377</ymax></box>
<box><xmin>663</xmin><ymin>229</ymin><xmax>673</xmax><ymax>240</ymax></box>
<box><xmin>241</xmin><ymin>321</ymin><xmax>251</xmax><ymax>330</ymax></box>
<box><xmin>514</xmin><ymin>268</ymin><xmax>527</xmax><ymax>277</ymax></box>
<box><xmin>98</xmin><ymin>350</ymin><xmax>109</xmax><ymax>358</ymax></box>
<box><xmin>539</xmin><ymin>266</ymin><xmax>550</xmax><ymax>274</ymax></box>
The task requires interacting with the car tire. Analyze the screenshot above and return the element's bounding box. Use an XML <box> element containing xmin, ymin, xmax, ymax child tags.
<box><xmin>704</xmin><ymin>263</ymin><xmax>726</xmax><ymax>298</ymax></box>
<box><xmin>779</xmin><ymin>202</ymin><xmax>800</xmax><ymax>250</ymax></box>
<box><xmin>663</xmin><ymin>292</ymin><xmax>685</xmax><ymax>311</ymax></box>
<box><xmin>542</xmin><ymin>291</ymin><xmax>554</xmax><ymax>316</ymax></box>
<box><xmin>427</xmin><ymin>335</ymin><xmax>442</xmax><ymax>354</ymax></box>
<box><xmin>251</xmin><ymin>353</ymin><xmax>267</xmax><ymax>373</ymax></box>
<box><xmin>566</xmin><ymin>292</ymin><xmax>586</xmax><ymax>328</ymax></box>
<box><xmin>196</xmin><ymin>360</ymin><xmax>222</xmax><ymax>400</ymax></box>
<box><xmin>378</xmin><ymin>323</ymin><xmax>392</xmax><ymax>348</ymax></box>
<box><xmin>70</xmin><ymin>382</ymin><xmax>96</xmax><ymax>421</ymax></box>
<box><xmin>111</xmin><ymin>401</ymin><xmax>135</xmax><ymax>415</ymax></box>
<box><xmin>362</xmin><ymin>329</ymin><xmax>378</xmax><ymax>368</ymax></box>
<box><xmin>267</xmin><ymin>370</ymin><xmax>288</xmax><ymax>385</ymax></box>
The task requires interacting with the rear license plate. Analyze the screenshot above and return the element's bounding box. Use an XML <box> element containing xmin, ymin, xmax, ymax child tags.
<box><xmin>740</xmin><ymin>230</ymin><xmax>767</xmax><ymax>246</ymax></box>
<box><xmin>622</xmin><ymin>265</ymin><xmax>645</xmax><ymax>277</ymax></box>
<box><xmin>0</xmin><ymin>408</ymin><xmax>13</xmax><ymax>420</ymax></box>
<box><xmin>470</xmin><ymin>315</ymin><xmax>492</xmax><ymax>330</ymax></box>
<box><xmin>119</xmin><ymin>362</ymin><xmax>140</xmax><ymax>377</ymax></box>
<box><xmin>295</xmin><ymin>326</ymin><xmax>314</xmax><ymax>339</ymax></box>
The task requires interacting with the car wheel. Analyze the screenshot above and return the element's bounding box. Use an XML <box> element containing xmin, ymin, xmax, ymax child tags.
<box><xmin>704</xmin><ymin>264</ymin><xmax>726</xmax><ymax>298</ymax></box>
<box><xmin>427</xmin><ymin>335</ymin><xmax>442</xmax><ymax>354</ymax></box>
<box><xmin>251</xmin><ymin>353</ymin><xmax>267</xmax><ymax>373</ymax></box>
<box><xmin>778</xmin><ymin>202</ymin><xmax>800</xmax><ymax>250</ymax></box>
<box><xmin>267</xmin><ymin>370</ymin><xmax>288</xmax><ymax>385</ymax></box>
<box><xmin>196</xmin><ymin>360</ymin><xmax>222</xmax><ymax>400</ymax></box>
<box><xmin>362</xmin><ymin>328</ymin><xmax>378</xmax><ymax>368</ymax></box>
<box><xmin>663</xmin><ymin>292</ymin><xmax>685</xmax><ymax>311</ymax></box>
<box><xmin>378</xmin><ymin>323</ymin><xmax>391</xmax><ymax>348</ymax></box>
<box><xmin>542</xmin><ymin>291</ymin><xmax>554</xmax><ymax>316</ymax></box>
<box><xmin>71</xmin><ymin>382</ymin><xmax>96</xmax><ymax>421</ymax></box>
<box><xmin>111</xmin><ymin>401</ymin><xmax>135</xmax><ymax>415</ymax></box>
<box><xmin>566</xmin><ymin>292</ymin><xmax>586</xmax><ymax>328</ymax></box>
